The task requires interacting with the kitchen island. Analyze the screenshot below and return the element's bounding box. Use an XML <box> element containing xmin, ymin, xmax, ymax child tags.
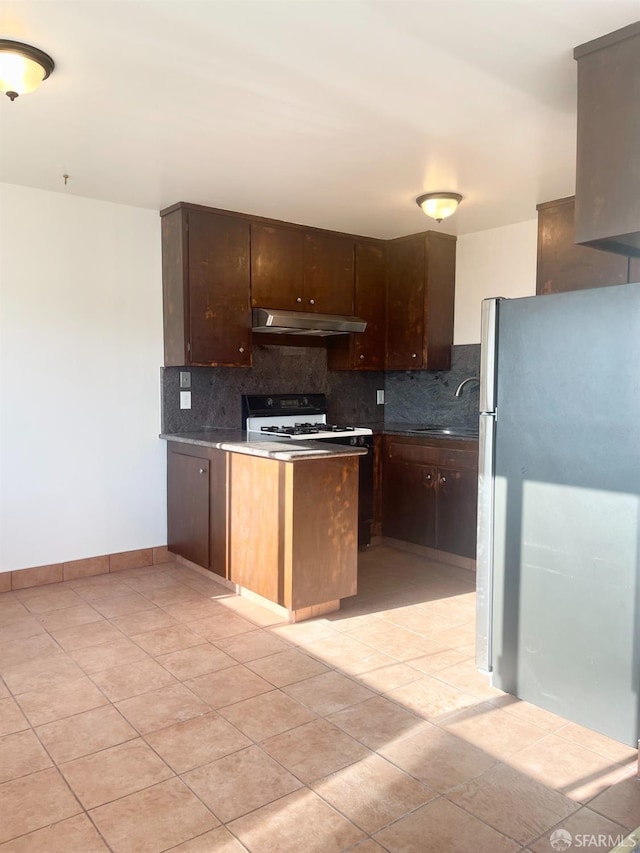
<box><xmin>160</xmin><ymin>431</ymin><xmax>366</xmax><ymax>621</ymax></box>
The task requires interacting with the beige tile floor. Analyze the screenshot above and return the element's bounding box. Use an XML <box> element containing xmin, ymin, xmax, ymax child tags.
<box><xmin>0</xmin><ymin>545</ymin><xmax>638</xmax><ymax>852</ymax></box>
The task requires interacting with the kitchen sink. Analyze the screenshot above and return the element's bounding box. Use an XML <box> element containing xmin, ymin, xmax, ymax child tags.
<box><xmin>411</xmin><ymin>426</ymin><xmax>479</xmax><ymax>437</ymax></box>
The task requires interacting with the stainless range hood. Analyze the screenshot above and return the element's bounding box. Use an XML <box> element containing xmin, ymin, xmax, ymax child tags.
<box><xmin>252</xmin><ymin>308</ymin><xmax>367</xmax><ymax>336</ymax></box>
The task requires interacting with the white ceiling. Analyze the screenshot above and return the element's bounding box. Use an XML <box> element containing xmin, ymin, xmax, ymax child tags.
<box><xmin>1</xmin><ymin>1</ymin><xmax>638</xmax><ymax>238</ymax></box>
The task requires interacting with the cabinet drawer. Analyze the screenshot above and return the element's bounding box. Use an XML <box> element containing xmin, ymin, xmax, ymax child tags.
<box><xmin>386</xmin><ymin>437</ymin><xmax>477</xmax><ymax>471</ymax></box>
<box><xmin>438</xmin><ymin>448</ymin><xmax>478</xmax><ymax>472</ymax></box>
<box><xmin>387</xmin><ymin>439</ymin><xmax>439</xmax><ymax>465</ymax></box>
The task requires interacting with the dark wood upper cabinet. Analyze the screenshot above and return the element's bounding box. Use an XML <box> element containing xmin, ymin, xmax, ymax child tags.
<box><xmin>251</xmin><ymin>222</ymin><xmax>355</xmax><ymax>316</ymax></box>
<box><xmin>327</xmin><ymin>241</ymin><xmax>386</xmax><ymax>371</ymax></box>
<box><xmin>574</xmin><ymin>22</ymin><xmax>640</xmax><ymax>258</ymax></box>
<box><xmin>162</xmin><ymin>202</ymin><xmax>457</xmax><ymax>372</ymax></box>
<box><xmin>162</xmin><ymin>205</ymin><xmax>251</xmax><ymax>367</ymax></box>
<box><xmin>250</xmin><ymin>223</ymin><xmax>304</xmax><ymax>311</ymax></box>
<box><xmin>386</xmin><ymin>234</ymin><xmax>424</xmax><ymax>369</ymax></box>
<box><xmin>303</xmin><ymin>233</ymin><xmax>355</xmax><ymax>315</ymax></box>
<box><xmin>536</xmin><ymin>197</ymin><xmax>630</xmax><ymax>296</ymax></box>
<box><xmin>385</xmin><ymin>231</ymin><xmax>455</xmax><ymax>371</ymax></box>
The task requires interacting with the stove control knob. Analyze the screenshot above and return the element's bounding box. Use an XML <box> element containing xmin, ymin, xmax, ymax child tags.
<box><xmin>302</xmin><ymin>397</ymin><xmax>308</xmax><ymax>406</ymax></box>
<box><xmin>350</xmin><ymin>437</ymin><xmax>357</xmax><ymax>446</ymax></box>
<box><xmin>266</xmin><ymin>398</ymin><xmax>274</xmax><ymax>407</ymax></box>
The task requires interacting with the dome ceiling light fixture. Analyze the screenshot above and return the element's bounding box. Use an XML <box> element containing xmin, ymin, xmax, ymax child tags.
<box><xmin>416</xmin><ymin>192</ymin><xmax>463</xmax><ymax>223</ymax></box>
<box><xmin>0</xmin><ymin>39</ymin><xmax>55</xmax><ymax>101</ymax></box>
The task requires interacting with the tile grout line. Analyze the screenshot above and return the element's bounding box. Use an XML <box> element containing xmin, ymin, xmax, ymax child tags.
<box><xmin>1</xmin><ymin>552</ymin><xmax>636</xmax><ymax>850</ymax></box>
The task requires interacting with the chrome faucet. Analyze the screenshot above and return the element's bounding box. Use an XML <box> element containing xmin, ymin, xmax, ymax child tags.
<box><xmin>455</xmin><ymin>376</ymin><xmax>480</xmax><ymax>396</ymax></box>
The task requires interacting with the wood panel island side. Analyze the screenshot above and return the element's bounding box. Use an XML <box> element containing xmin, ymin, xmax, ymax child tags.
<box><xmin>162</xmin><ymin>431</ymin><xmax>365</xmax><ymax>622</ymax></box>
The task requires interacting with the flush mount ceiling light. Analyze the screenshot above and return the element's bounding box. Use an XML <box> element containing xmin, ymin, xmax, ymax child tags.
<box><xmin>0</xmin><ymin>39</ymin><xmax>55</xmax><ymax>101</ymax></box>
<box><xmin>416</xmin><ymin>192</ymin><xmax>463</xmax><ymax>223</ymax></box>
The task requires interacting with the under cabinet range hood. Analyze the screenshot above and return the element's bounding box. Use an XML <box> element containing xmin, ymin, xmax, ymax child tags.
<box><xmin>252</xmin><ymin>308</ymin><xmax>367</xmax><ymax>336</ymax></box>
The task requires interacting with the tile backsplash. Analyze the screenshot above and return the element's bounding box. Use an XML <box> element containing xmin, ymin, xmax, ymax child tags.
<box><xmin>161</xmin><ymin>343</ymin><xmax>480</xmax><ymax>433</ymax></box>
<box><xmin>383</xmin><ymin>344</ymin><xmax>481</xmax><ymax>428</ymax></box>
<box><xmin>161</xmin><ymin>344</ymin><xmax>385</xmax><ymax>432</ymax></box>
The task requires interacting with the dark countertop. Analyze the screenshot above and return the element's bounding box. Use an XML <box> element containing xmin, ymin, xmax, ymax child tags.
<box><xmin>159</xmin><ymin>430</ymin><xmax>367</xmax><ymax>460</ymax></box>
<box><xmin>383</xmin><ymin>422</ymin><xmax>479</xmax><ymax>440</ymax></box>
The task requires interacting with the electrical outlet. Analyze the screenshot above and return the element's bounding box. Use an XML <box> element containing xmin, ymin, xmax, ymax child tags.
<box><xmin>180</xmin><ymin>390</ymin><xmax>191</xmax><ymax>410</ymax></box>
<box><xmin>376</xmin><ymin>389</ymin><xmax>385</xmax><ymax>405</ymax></box>
<box><xmin>179</xmin><ymin>371</ymin><xmax>191</xmax><ymax>389</ymax></box>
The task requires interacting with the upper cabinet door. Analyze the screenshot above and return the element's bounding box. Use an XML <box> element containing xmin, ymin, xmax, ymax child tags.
<box><xmin>574</xmin><ymin>22</ymin><xmax>640</xmax><ymax>257</ymax></box>
<box><xmin>303</xmin><ymin>233</ymin><xmax>355</xmax><ymax>315</ymax></box>
<box><xmin>386</xmin><ymin>235</ymin><xmax>425</xmax><ymax>370</ymax></box>
<box><xmin>188</xmin><ymin>211</ymin><xmax>251</xmax><ymax>366</ymax></box>
<box><xmin>326</xmin><ymin>240</ymin><xmax>386</xmax><ymax>371</ymax></box>
<box><xmin>250</xmin><ymin>223</ymin><xmax>304</xmax><ymax>311</ymax></box>
<box><xmin>353</xmin><ymin>242</ymin><xmax>386</xmax><ymax>369</ymax></box>
<box><xmin>536</xmin><ymin>197</ymin><xmax>629</xmax><ymax>295</ymax></box>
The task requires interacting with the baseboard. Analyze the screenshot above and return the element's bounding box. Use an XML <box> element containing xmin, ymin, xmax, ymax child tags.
<box><xmin>381</xmin><ymin>536</ymin><xmax>477</xmax><ymax>574</ymax></box>
<box><xmin>1</xmin><ymin>546</ymin><xmax>175</xmax><ymax>592</ymax></box>
<box><xmin>174</xmin><ymin>555</ymin><xmax>341</xmax><ymax>623</ymax></box>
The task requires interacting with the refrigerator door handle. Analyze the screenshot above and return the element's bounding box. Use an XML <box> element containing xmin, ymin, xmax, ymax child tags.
<box><xmin>480</xmin><ymin>298</ymin><xmax>500</xmax><ymax>414</ymax></box>
<box><xmin>476</xmin><ymin>412</ymin><xmax>495</xmax><ymax>673</ymax></box>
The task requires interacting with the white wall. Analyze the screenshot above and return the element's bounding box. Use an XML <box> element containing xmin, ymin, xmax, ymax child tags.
<box><xmin>454</xmin><ymin>218</ymin><xmax>538</xmax><ymax>344</ymax></box>
<box><xmin>0</xmin><ymin>184</ymin><xmax>165</xmax><ymax>573</ymax></box>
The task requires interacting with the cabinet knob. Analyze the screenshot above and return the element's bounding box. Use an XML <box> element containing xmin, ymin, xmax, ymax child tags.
<box><xmin>199</xmin><ymin>468</ymin><xmax>206</xmax><ymax>474</ymax></box>
<box><xmin>440</xmin><ymin>476</ymin><xmax>447</xmax><ymax>484</ymax></box>
<box><xmin>425</xmin><ymin>473</ymin><xmax>432</xmax><ymax>481</ymax></box>
<box><xmin>359</xmin><ymin>354</ymin><xmax>365</xmax><ymax>360</ymax></box>
<box><xmin>309</xmin><ymin>299</ymin><xmax>315</xmax><ymax>305</ymax></box>
<box><xmin>411</xmin><ymin>353</ymin><xmax>417</xmax><ymax>359</ymax></box>
<box><xmin>296</xmin><ymin>297</ymin><xmax>302</xmax><ymax>303</ymax></box>
<box><xmin>239</xmin><ymin>347</ymin><xmax>245</xmax><ymax>353</ymax></box>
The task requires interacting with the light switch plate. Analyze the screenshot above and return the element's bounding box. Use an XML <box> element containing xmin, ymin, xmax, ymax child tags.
<box><xmin>376</xmin><ymin>389</ymin><xmax>385</xmax><ymax>405</ymax></box>
<box><xmin>180</xmin><ymin>390</ymin><xmax>191</xmax><ymax>410</ymax></box>
<box><xmin>179</xmin><ymin>371</ymin><xmax>191</xmax><ymax>389</ymax></box>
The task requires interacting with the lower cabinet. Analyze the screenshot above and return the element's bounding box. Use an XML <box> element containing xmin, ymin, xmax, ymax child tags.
<box><xmin>166</xmin><ymin>443</ymin><xmax>228</xmax><ymax>578</ymax></box>
<box><xmin>435</xmin><ymin>465</ymin><xmax>479</xmax><ymax>559</ymax></box>
<box><xmin>382</xmin><ymin>459</ymin><xmax>437</xmax><ymax>547</ymax></box>
<box><xmin>166</xmin><ymin>441</ymin><xmax>359</xmax><ymax>616</ymax></box>
<box><xmin>228</xmin><ymin>453</ymin><xmax>358</xmax><ymax>612</ymax></box>
<box><xmin>382</xmin><ymin>435</ymin><xmax>478</xmax><ymax>560</ymax></box>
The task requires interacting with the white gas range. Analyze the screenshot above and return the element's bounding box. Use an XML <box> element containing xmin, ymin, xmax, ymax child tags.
<box><xmin>242</xmin><ymin>394</ymin><xmax>373</xmax><ymax>444</ymax></box>
<box><xmin>242</xmin><ymin>393</ymin><xmax>374</xmax><ymax>546</ymax></box>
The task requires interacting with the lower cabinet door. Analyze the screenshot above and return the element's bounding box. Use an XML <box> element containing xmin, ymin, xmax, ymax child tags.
<box><xmin>382</xmin><ymin>460</ymin><xmax>436</xmax><ymax>547</ymax></box>
<box><xmin>435</xmin><ymin>466</ymin><xmax>478</xmax><ymax>559</ymax></box>
<box><xmin>167</xmin><ymin>451</ymin><xmax>210</xmax><ymax>567</ymax></box>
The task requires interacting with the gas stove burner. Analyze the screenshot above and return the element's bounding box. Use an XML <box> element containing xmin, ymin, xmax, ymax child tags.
<box><xmin>244</xmin><ymin>395</ymin><xmax>373</xmax><ymax>441</ymax></box>
<box><xmin>296</xmin><ymin>422</ymin><xmax>356</xmax><ymax>432</ymax></box>
<box><xmin>260</xmin><ymin>425</ymin><xmax>296</xmax><ymax>434</ymax></box>
<box><xmin>261</xmin><ymin>424</ymin><xmax>325</xmax><ymax>436</ymax></box>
